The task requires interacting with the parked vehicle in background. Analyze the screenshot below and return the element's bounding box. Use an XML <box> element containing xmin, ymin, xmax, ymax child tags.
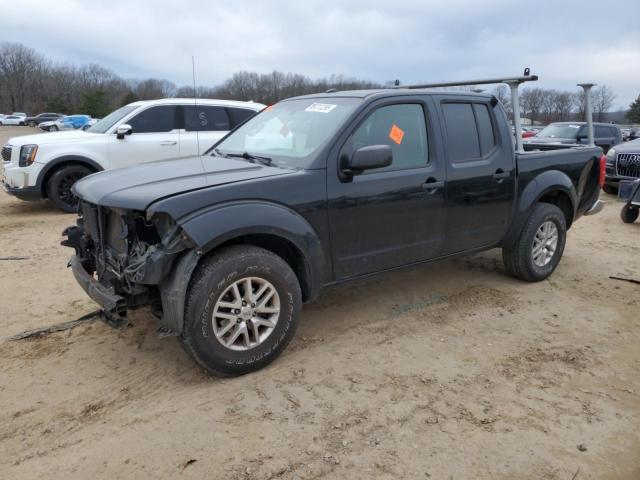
<box><xmin>603</xmin><ymin>138</ymin><xmax>640</xmax><ymax>194</ymax></box>
<box><xmin>0</xmin><ymin>115</ymin><xmax>26</xmax><ymax>126</ymax></box>
<box><xmin>525</xmin><ymin>122</ymin><xmax>622</xmax><ymax>153</ymax></box>
<box><xmin>39</xmin><ymin>114</ymin><xmax>93</xmax><ymax>132</ymax></box>
<box><xmin>81</xmin><ymin>118</ymin><xmax>99</xmax><ymax>131</ymax></box>
<box><xmin>12</xmin><ymin>112</ymin><xmax>27</xmax><ymax>118</ymax></box>
<box><xmin>618</xmin><ymin>179</ymin><xmax>640</xmax><ymax>223</ymax></box>
<box><xmin>2</xmin><ymin>98</ymin><xmax>265</xmax><ymax>212</ymax></box>
<box><xmin>25</xmin><ymin>113</ymin><xmax>64</xmax><ymax>127</ymax></box>
<box><xmin>522</xmin><ymin>127</ymin><xmax>537</xmax><ymax>138</ymax></box>
<box><xmin>61</xmin><ymin>82</ymin><xmax>605</xmax><ymax>376</ymax></box>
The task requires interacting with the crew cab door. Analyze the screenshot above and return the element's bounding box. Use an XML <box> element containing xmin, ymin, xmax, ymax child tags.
<box><xmin>327</xmin><ymin>99</ymin><xmax>446</xmax><ymax>280</ymax></box>
<box><xmin>438</xmin><ymin>98</ymin><xmax>515</xmax><ymax>254</ymax></box>
<box><xmin>108</xmin><ymin>105</ymin><xmax>180</xmax><ymax>169</ymax></box>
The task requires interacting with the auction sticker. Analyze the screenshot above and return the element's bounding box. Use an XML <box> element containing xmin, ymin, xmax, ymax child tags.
<box><xmin>389</xmin><ymin>124</ymin><xmax>404</xmax><ymax>144</ymax></box>
<box><xmin>305</xmin><ymin>103</ymin><xmax>337</xmax><ymax>113</ymax></box>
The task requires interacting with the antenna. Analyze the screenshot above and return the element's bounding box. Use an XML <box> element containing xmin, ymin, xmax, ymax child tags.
<box><xmin>191</xmin><ymin>56</ymin><xmax>200</xmax><ymax>156</ymax></box>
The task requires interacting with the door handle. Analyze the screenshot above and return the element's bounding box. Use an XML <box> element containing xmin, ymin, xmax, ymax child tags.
<box><xmin>160</xmin><ymin>141</ymin><xmax>177</xmax><ymax>146</ymax></box>
<box><xmin>422</xmin><ymin>178</ymin><xmax>444</xmax><ymax>194</ymax></box>
<box><xmin>493</xmin><ymin>169</ymin><xmax>510</xmax><ymax>183</ymax></box>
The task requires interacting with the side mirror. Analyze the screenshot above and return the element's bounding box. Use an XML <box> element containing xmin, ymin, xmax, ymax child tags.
<box><xmin>116</xmin><ymin>124</ymin><xmax>132</xmax><ymax>139</ymax></box>
<box><xmin>344</xmin><ymin>145</ymin><xmax>393</xmax><ymax>175</ymax></box>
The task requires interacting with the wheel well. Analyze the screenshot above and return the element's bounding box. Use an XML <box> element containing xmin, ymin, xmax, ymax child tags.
<box><xmin>40</xmin><ymin>160</ymin><xmax>99</xmax><ymax>198</ymax></box>
<box><xmin>538</xmin><ymin>190</ymin><xmax>573</xmax><ymax>227</ymax></box>
<box><xmin>217</xmin><ymin>234</ymin><xmax>312</xmax><ymax>302</ymax></box>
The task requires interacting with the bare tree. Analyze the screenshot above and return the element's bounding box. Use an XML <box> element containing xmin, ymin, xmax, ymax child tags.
<box><xmin>133</xmin><ymin>78</ymin><xmax>176</xmax><ymax>100</ymax></box>
<box><xmin>0</xmin><ymin>42</ymin><xmax>47</xmax><ymax>112</ymax></box>
<box><xmin>520</xmin><ymin>88</ymin><xmax>545</xmax><ymax>125</ymax></box>
<box><xmin>491</xmin><ymin>85</ymin><xmax>511</xmax><ymax>119</ymax></box>
<box><xmin>592</xmin><ymin>85</ymin><xmax>616</xmax><ymax>122</ymax></box>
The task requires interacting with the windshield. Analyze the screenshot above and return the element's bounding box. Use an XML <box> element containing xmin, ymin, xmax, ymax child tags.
<box><xmin>213</xmin><ymin>97</ymin><xmax>362</xmax><ymax>168</ymax></box>
<box><xmin>87</xmin><ymin>104</ymin><xmax>139</xmax><ymax>134</ymax></box>
<box><xmin>537</xmin><ymin>124</ymin><xmax>583</xmax><ymax>139</ymax></box>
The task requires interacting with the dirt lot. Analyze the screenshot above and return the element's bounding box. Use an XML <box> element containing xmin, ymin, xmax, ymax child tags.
<box><xmin>0</xmin><ymin>125</ymin><xmax>639</xmax><ymax>479</ymax></box>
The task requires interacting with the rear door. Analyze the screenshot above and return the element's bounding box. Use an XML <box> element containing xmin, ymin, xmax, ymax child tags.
<box><xmin>327</xmin><ymin>98</ymin><xmax>447</xmax><ymax>279</ymax></box>
<box><xmin>108</xmin><ymin>105</ymin><xmax>180</xmax><ymax>169</ymax></box>
<box><xmin>438</xmin><ymin>97</ymin><xmax>515</xmax><ymax>254</ymax></box>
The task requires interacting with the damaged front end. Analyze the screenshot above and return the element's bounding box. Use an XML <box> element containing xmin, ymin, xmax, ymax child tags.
<box><xmin>62</xmin><ymin>201</ymin><xmax>196</xmax><ymax>332</ymax></box>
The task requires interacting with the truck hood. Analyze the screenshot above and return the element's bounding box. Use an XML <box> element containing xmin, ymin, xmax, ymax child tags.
<box><xmin>612</xmin><ymin>138</ymin><xmax>640</xmax><ymax>153</ymax></box>
<box><xmin>7</xmin><ymin>130</ymin><xmax>100</xmax><ymax>147</ymax></box>
<box><xmin>73</xmin><ymin>155</ymin><xmax>295</xmax><ymax>210</ymax></box>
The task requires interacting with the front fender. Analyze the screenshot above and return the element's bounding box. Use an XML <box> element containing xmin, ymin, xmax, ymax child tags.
<box><xmin>503</xmin><ymin>170</ymin><xmax>577</xmax><ymax>246</ymax></box>
<box><xmin>179</xmin><ymin>200</ymin><xmax>327</xmax><ymax>291</ymax></box>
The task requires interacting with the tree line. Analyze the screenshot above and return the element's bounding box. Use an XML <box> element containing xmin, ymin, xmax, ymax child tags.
<box><xmin>1</xmin><ymin>41</ymin><xmax>636</xmax><ymax>125</ymax></box>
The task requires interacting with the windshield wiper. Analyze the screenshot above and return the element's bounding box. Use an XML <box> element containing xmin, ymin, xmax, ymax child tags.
<box><xmin>226</xmin><ymin>152</ymin><xmax>273</xmax><ymax>166</ymax></box>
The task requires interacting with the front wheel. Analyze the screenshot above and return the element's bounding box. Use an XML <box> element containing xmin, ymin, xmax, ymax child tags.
<box><xmin>49</xmin><ymin>125</ymin><xmax>58</xmax><ymax>132</ymax></box>
<box><xmin>620</xmin><ymin>206</ymin><xmax>639</xmax><ymax>224</ymax></box>
<box><xmin>602</xmin><ymin>184</ymin><xmax>618</xmax><ymax>195</ymax></box>
<box><xmin>46</xmin><ymin>164</ymin><xmax>91</xmax><ymax>213</ymax></box>
<box><xmin>181</xmin><ymin>245</ymin><xmax>302</xmax><ymax>376</ymax></box>
<box><xmin>503</xmin><ymin>203</ymin><xmax>567</xmax><ymax>282</ymax></box>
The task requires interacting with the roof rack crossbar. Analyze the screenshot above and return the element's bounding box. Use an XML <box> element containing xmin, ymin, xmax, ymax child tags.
<box><xmin>390</xmin><ymin>74</ymin><xmax>538</xmax><ymax>90</ymax></box>
<box><xmin>392</xmin><ymin>70</ymin><xmax>538</xmax><ymax>153</ymax></box>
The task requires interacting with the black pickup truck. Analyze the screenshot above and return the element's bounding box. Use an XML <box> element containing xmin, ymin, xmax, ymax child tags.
<box><xmin>63</xmin><ymin>87</ymin><xmax>605</xmax><ymax>376</ymax></box>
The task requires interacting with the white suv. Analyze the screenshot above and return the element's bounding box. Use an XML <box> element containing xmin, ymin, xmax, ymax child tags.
<box><xmin>1</xmin><ymin>98</ymin><xmax>265</xmax><ymax>211</ymax></box>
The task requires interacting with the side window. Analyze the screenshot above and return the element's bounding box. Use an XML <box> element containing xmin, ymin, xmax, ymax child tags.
<box><xmin>473</xmin><ymin>104</ymin><xmax>496</xmax><ymax>156</ymax></box>
<box><xmin>128</xmin><ymin>106</ymin><xmax>176</xmax><ymax>133</ymax></box>
<box><xmin>228</xmin><ymin>108</ymin><xmax>257</xmax><ymax>128</ymax></box>
<box><xmin>184</xmin><ymin>106</ymin><xmax>230</xmax><ymax>132</ymax></box>
<box><xmin>350</xmin><ymin>103</ymin><xmax>428</xmax><ymax>171</ymax></box>
<box><xmin>594</xmin><ymin>126</ymin><xmax>606</xmax><ymax>137</ymax></box>
<box><xmin>442</xmin><ymin>103</ymin><xmax>480</xmax><ymax>162</ymax></box>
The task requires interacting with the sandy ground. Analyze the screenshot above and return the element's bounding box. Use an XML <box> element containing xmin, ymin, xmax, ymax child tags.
<box><xmin>0</xmin><ymin>125</ymin><xmax>639</xmax><ymax>479</ymax></box>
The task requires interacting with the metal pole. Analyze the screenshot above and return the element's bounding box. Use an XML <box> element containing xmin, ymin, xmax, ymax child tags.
<box><xmin>578</xmin><ymin>83</ymin><xmax>596</xmax><ymax>147</ymax></box>
<box><xmin>509</xmin><ymin>82</ymin><xmax>524</xmax><ymax>153</ymax></box>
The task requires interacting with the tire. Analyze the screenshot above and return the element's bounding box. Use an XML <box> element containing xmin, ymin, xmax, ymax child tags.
<box><xmin>502</xmin><ymin>203</ymin><xmax>567</xmax><ymax>282</ymax></box>
<box><xmin>49</xmin><ymin>125</ymin><xmax>58</xmax><ymax>132</ymax></box>
<box><xmin>28</xmin><ymin>121</ymin><xmax>36</xmax><ymax>127</ymax></box>
<box><xmin>19</xmin><ymin>121</ymin><xmax>25</xmax><ymax>126</ymax></box>
<box><xmin>620</xmin><ymin>206</ymin><xmax>639</xmax><ymax>224</ymax></box>
<box><xmin>181</xmin><ymin>245</ymin><xmax>302</xmax><ymax>376</ymax></box>
<box><xmin>602</xmin><ymin>184</ymin><xmax>618</xmax><ymax>195</ymax></box>
<box><xmin>46</xmin><ymin>164</ymin><xmax>91</xmax><ymax>213</ymax></box>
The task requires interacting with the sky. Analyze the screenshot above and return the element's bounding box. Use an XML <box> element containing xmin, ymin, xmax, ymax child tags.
<box><xmin>1</xmin><ymin>0</ymin><xmax>639</xmax><ymax>109</ymax></box>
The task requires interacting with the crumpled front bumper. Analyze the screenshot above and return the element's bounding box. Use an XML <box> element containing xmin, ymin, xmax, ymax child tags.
<box><xmin>68</xmin><ymin>255</ymin><xmax>127</xmax><ymax>326</ymax></box>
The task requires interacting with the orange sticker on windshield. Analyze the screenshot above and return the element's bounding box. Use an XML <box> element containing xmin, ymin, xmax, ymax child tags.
<box><xmin>389</xmin><ymin>124</ymin><xmax>404</xmax><ymax>144</ymax></box>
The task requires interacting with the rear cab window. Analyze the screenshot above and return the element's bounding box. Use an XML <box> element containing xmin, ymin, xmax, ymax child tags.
<box><xmin>442</xmin><ymin>101</ymin><xmax>497</xmax><ymax>162</ymax></box>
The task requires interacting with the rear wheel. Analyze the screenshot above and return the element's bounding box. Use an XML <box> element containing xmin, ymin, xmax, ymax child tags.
<box><xmin>46</xmin><ymin>164</ymin><xmax>91</xmax><ymax>213</ymax></box>
<box><xmin>620</xmin><ymin>206</ymin><xmax>639</xmax><ymax>224</ymax></box>
<box><xmin>181</xmin><ymin>245</ymin><xmax>302</xmax><ymax>376</ymax></box>
<box><xmin>503</xmin><ymin>203</ymin><xmax>567</xmax><ymax>282</ymax></box>
<box><xmin>602</xmin><ymin>184</ymin><xmax>618</xmax><ymax>195</ymax></box>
